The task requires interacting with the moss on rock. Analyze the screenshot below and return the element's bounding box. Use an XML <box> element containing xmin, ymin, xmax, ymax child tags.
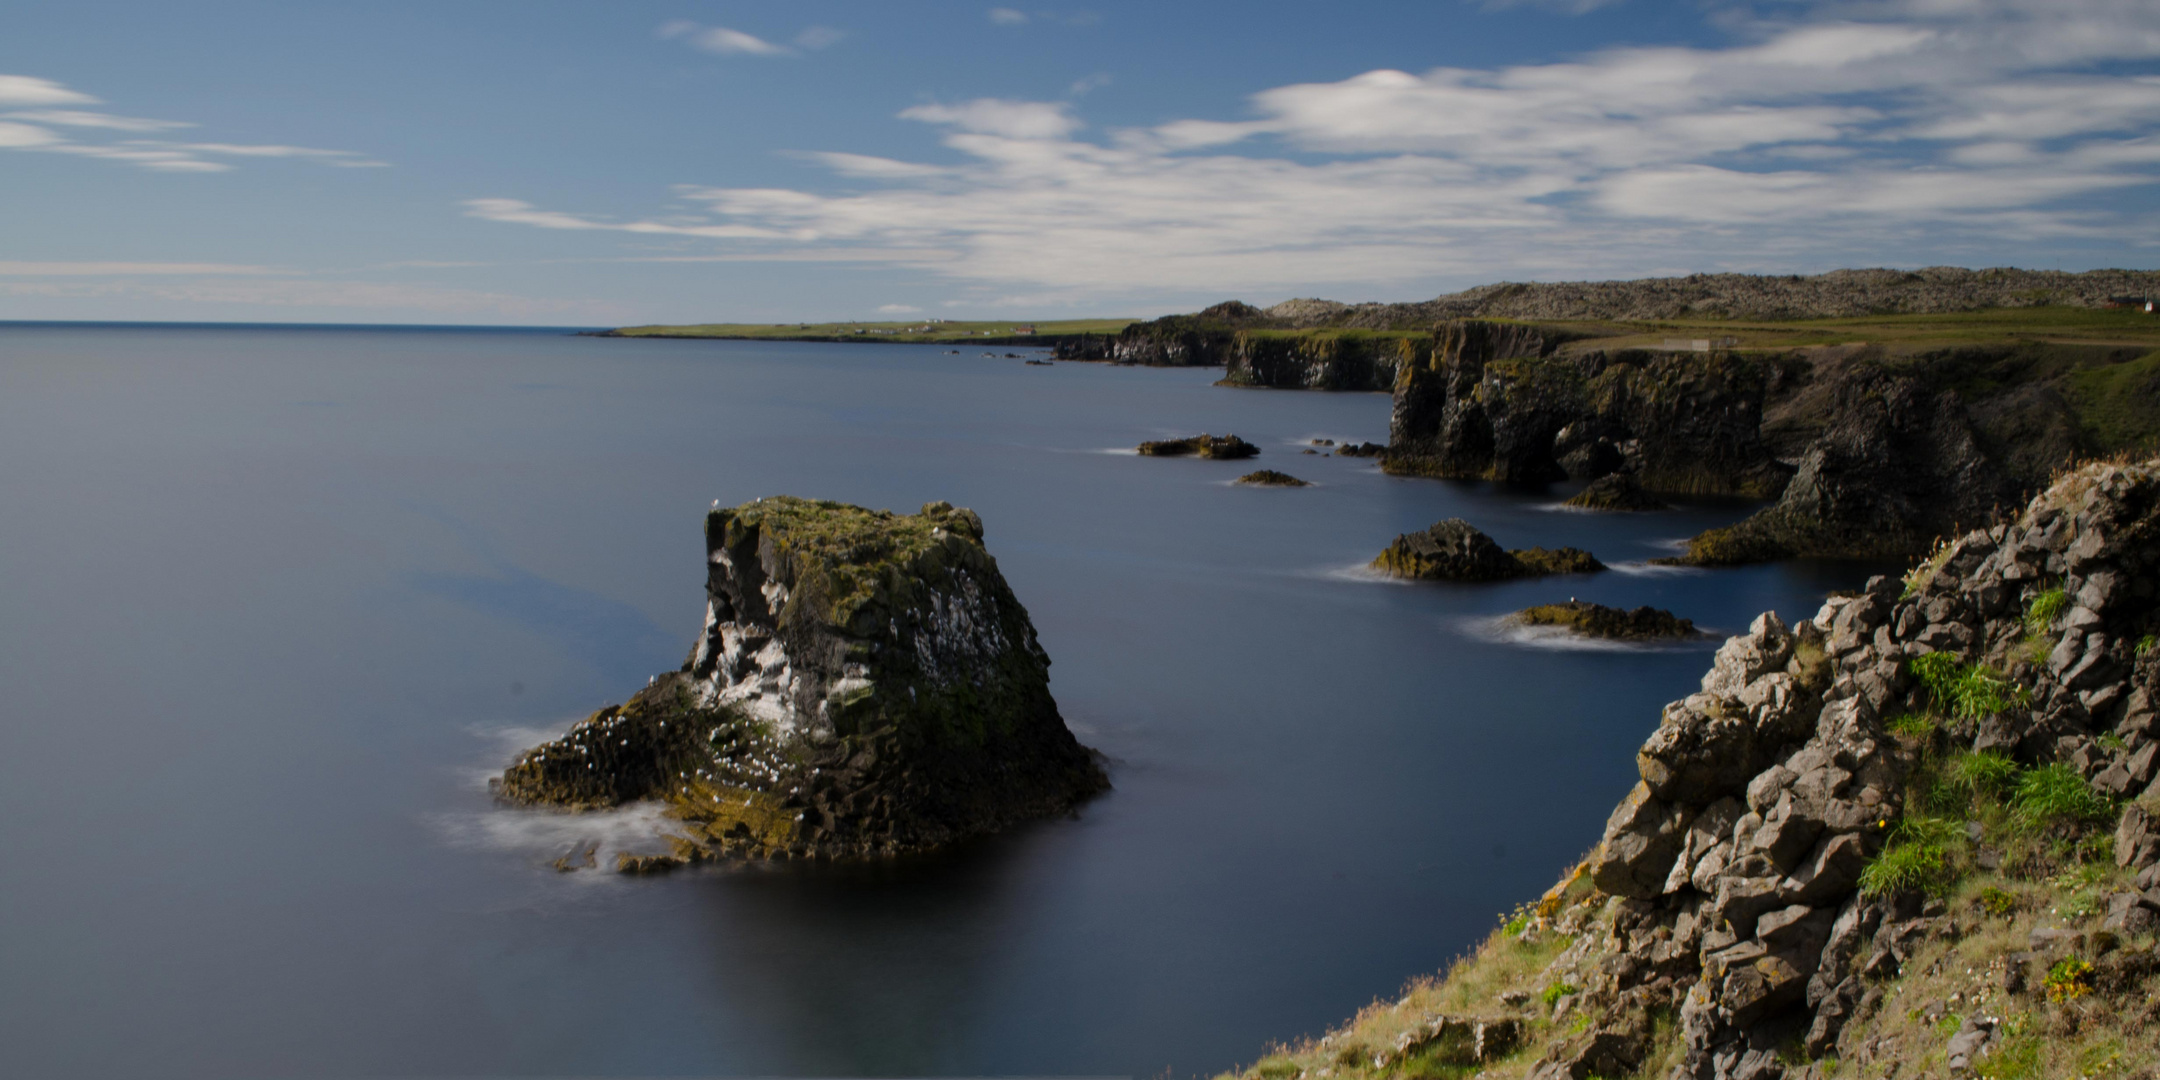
<box><xmin>1564</xmin><ymin>473</ymin><xmax>1670</xmax><ymax>512</ymax></box>
<box><xmin>1510</xmin><ymin>600</ymin><xmax>1701</xmax><ymax>640</ymax></box>
<box><xmin>1137</xmin><ymin>433</ymin><xmax>1260</xmax><ymax>459</ymax></box>
<box><xmin>1371</xmin><ymin>518</ymin><xmax>1606</xmax><ymax>581</ymax></box>
<box><xmin>495</xmin><ymin>497</ymin><xmax>1107</xmax><ymax>865</ymax></box>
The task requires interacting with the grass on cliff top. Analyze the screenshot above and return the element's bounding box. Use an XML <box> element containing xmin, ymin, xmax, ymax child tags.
<box><xmin>608</xmin><ymin>318</ymin><xmax>1135</xmax><ymax>342</ymax></box>
<box><xmin>1581</xmin><ymin>305</ymin><xmax>2160</xmax><ymax>352</ymax></box>
<box><xmin>721</xmin><ymin>497</ymin><xmax>980</xmax><ymax>624</ymax></box>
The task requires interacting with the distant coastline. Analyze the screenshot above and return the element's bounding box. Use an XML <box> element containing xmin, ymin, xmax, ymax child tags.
<box><xmin>587</xmin><ymin>317</ymin><xmax>1136</xmax><ymax>348</ymax></box>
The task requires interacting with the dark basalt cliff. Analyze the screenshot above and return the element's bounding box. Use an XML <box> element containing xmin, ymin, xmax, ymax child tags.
<box><xmin>1231</xmin><ymin>457</ymin><xmax>2160</xmax><ymax>1080</ymax></box>
<box><xmin>1053</xmin><ymin>301</ymin><xmax>1274</xmax><ymax>366</ymax></box>
<box><xmin>1384</xmin><ymin>321</ymin><xmax>1791</xmax><ymax>497</ymax></box>
<box><xmin>494</xmin><ymin>497</ymin><xmax>1106</xmax><ymax>866</ymax></box>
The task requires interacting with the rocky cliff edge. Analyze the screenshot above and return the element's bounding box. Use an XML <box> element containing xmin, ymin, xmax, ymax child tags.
<box><xmin>1228</xmin><ymin>457</ymin><xmax>2160</xmax><ymax>1080</ymax></box>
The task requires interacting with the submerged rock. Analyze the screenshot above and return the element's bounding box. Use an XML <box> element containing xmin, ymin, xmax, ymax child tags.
<box><xmin>493</xmin><ymin>497</ymin><xmax>1107</xmax><ymax>863</ymax></box>
<box><xmin>1564</xmin><ymin>473</ymin><xmax>1669</xmax><ymax>512</ymax></box>
<box><xmin>1235</xmin><ymin>470</ymin><xmax>1310</xmax><ymax>487</ymax></box>
<box><xmin>1137</xmin><ymin>433</ymin><xmax>1260</xmax><ymax>459</ymax></box>
<box><xmin>1371</xmin><ymin>518</ymin><xmax>1605</xmax><ymax>581</ymax></box>
<box><xmin>1510</xmin><ymin>600</ymin><xmax>1701</xmax><ymax>640</ymax></box>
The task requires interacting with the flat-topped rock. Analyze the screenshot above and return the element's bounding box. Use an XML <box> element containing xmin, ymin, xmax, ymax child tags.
<box><xmin>1509</xmin><ymin>600</ymin><xmax>1701</xmax><ymax>640</ymax></box>
<box><xmin>1371</xmin><ymin>518</ymin><xmax>1605</xmax><ymax>582</ymax></box>
<box><xmin>1137</xmin><ymin>433</ymin><xmax>1260</xmax><ymax>459</ymax></box>
<box><xmin>1565</xmin><ymin>473</ymin><xmax>1669</xmax><ymax>512</ymax></box>
<box><xmin>493</xmin><ymin>497</ymin><xmax>1107</xmax><ymax>864</ymax></box>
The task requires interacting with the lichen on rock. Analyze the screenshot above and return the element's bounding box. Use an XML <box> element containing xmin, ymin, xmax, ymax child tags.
<box><xmin>1137</xmin><ymin>433</ymin><xmax>1260</xmax><ymax>459</ymax></box>
<box><xmin>1371</xmin><ymin>518</ymin><xmax>1605</xmax><ymax>582</ymax></box>
<box><xmin>493</xmin><ymin>497</ymin><xmax>1107</xmax><ymax>865</ymax></box>
<box><xmin>1510</xmin><ymin>600</ymin><xmax>1701</xmax><ymax>640</ymax></box>
<box><xmin>1565</xmin><ymin>473</ymin><xmax>1670</xmax><ymax>512</ymax></box>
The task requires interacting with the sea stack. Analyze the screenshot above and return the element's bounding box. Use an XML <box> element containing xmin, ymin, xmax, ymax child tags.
<box><xmin>493</xmin><ymin>497</ymin><xmax>1107</xmax><ymax>866</ymax></box>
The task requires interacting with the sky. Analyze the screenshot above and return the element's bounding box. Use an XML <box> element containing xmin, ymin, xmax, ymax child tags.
<box><xmin>4</xmin><ymin>0</ymin><xmax>2160</xmax><ymax>325</ymax></box>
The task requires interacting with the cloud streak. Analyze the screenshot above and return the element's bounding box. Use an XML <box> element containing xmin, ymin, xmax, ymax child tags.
<box><xmin>0</xmin><ymin>74</ymin><xmax>384</xmax><ymax>173</ymax></box>
<box><xmin>475</xmin><ymin>1</ymin><xmax>2160</xmax><ymax>297</ymax></box>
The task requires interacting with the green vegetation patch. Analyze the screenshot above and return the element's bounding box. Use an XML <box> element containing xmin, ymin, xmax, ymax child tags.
<box><xmin>2064</xmin><ymin>348</ymin><xmax>2160</xmax><ymax>454</ymax></box>
<box><xmin>1909</xmin><ymin>652</ymin><xmax>2029</xmax><ymax>720</ymax></box>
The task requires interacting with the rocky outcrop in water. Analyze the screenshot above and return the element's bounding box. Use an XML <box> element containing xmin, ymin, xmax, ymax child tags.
<box><xmin>1236</xmin><ymin>470</ymin><xmax>1309</xmax><ymax>487</ymax></box>
<box><xmin>1372</xmin><ymin>518</ymin><xmax>1604</xmax><ymax>582</ymax></box>
<box><xmin>493</xmin><ymin>497</ymin><xmax>1106</xmax><ymax>865</ymax></box>
<box><xmin>1565</xmin><ymin>473</ymin><xmax>1670</xmax><ymax>512</ymax></box>
<box><xmin>1511</xmin><ymin>601</ymin><xmax>1701</xmax><ymax>640</ymax></box>
<box><xmin>1233</xmin><ymin>457</ymin><xmax>2160</xmax><ymax>1080</ymax></box>
<box><xmin>1383</xmin><ymin>321</ymin><xmax>1790</xmax><ymax>497</ymax></box>
<box><xmin>1138</xmin><ymin>433</ymin><xmax>1260</xmax><ymax>459</ymax></box>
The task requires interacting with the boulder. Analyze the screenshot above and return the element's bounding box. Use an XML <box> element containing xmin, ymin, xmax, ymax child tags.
<box><xmin>1137</xmin><ymin>433</ymin><xmax>1260</xmax><ymax>459</ymax></box>
<box><xmin>1371</xmin><ymin>518</ymin><xmax>1604</xmax><ymax>582</ymax></box>
<box><xmin>1563</xmin><ymin>472</ymin><xmax>1670</xmax><ymax>512</ymax></box>
<box><xmin>1508</xmin><ymin>600</ymin><xmax>1702</xmax><ymax>640</ymax></box>
<box><xmin>1234</xmin><ymin>470</ymin><xmax>1310</xmax><ymax>487</ymax></box>
<box><xmin>494</xmin><ymin>497</ymin><xmax>1107</xmax><ymax>862</ymax></box>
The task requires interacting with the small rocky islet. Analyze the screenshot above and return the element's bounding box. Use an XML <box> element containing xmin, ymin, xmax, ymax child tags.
<box><xmin>1236</xmin><ymin>469</ymin><xmax>1309</xmax><ymax>487</ymax></box>
<box><xmin>1371</xmin><ymin>518</ymin><xmax>1604</xmax><ymax>582</ymax></box>
<box><xmin>1508</xmin><ymin>600</ymin><xmax>1702</xmax><ymax>640</ymax></box>
<box><xmin>494</xmin><ymin>497</ymin><xmax>1106</xmax><ymax>870</ymax></box>
<box><xmin>1137</xmin><ymin>433</ymin><xmax>1260</xmax><ymax>459</ymax></box>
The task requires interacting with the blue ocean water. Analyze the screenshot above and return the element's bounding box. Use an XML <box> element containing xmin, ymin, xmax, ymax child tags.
<box><xmin>0</xmin><ymin>324</ymin><xmax>1878</xmax><ymax>1078</ymax></box>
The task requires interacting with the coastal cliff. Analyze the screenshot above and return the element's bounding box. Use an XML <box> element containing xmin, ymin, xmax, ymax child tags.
<box><xmin>1383</xmin><ymin>321</ymin><xmax>1790</xmax><ymax>497</ymax></box>
<box><xmin>1228</xmin><ymin>457</ymin><xmax>2160</xmax><ymax>1080</ymax></box>
<box><xmin>493</xmin><ymin>497</ymin><xmax>1106</xmax><ymax>865</ymax></box>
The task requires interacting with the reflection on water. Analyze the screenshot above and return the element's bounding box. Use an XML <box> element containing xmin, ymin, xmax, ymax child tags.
<box><xmin>0</xmin><ymin>324</ymin><xmax>1889</xmax><ymax>1078</ymax></box>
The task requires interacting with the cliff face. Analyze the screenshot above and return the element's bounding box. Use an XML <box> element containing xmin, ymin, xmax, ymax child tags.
<box><xmin>494</xmin><ymin>497</ymin><xmax>1106</xmax><ymax>864</ymax></box>
<box><xmin>1218</xmin><ymin>332</ymin><xmax>1405</xmax><ymax>391</ymax></box>
<box><xmin>1229</xmin><ymin>458</ymin><xmax>2160</xmax><ymax>1080</ymax></box>
<box><xmin>1052</xmin><ymin>301</ymin><xmax>1275</xmax><ymax>365</ymax></box>
<box><xmin>1383</xmin><ymin>321</ymin><xmax>1790</xmax><ymax>497</ymax></box>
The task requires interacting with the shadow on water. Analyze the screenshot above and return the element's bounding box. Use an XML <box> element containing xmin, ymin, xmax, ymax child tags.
<box><xmin>687</xmin><ymin>826</ymin><xmax>1054</xmax><ymax>1075</ymax></box>
<box><xmin>403</xmin><ymin>503</ymin><xmax>677</xmax><ymax>689</ymax></box>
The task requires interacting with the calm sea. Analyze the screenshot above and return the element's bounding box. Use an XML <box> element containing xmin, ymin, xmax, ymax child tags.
<box><xmin>0</xmin><ymin>324</ymin><xmax>1875</xmax><ymax>1078</ymax></box>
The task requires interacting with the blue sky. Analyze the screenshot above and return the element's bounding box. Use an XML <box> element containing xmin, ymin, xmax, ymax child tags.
<box><xmin>4</xmin><ymin>0</ymin><xmax>2159</xmax><ymax>325</ymax></box>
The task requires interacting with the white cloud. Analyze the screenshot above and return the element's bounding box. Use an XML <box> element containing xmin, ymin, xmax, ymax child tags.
<box><xmin>475</xmin><ymin>3</ymin><xmax>2160</xmax><ymax>297</ymax></box>
<box><xmin>0</xmin><ymin>74</ymin><xmax>383</xmax><ymax>173</ymax></box>
<box><xmin>6</xmin><ymin>109</ymin><xmax>192</xmax><ymax>131</ymax></box>
<box><xmin>795</xmin><ymin>26</ymin><xmax>845</xmax><ymax>50</ymax></box>
<box><xmin>659</xmin><ymin>21</ymin><xmax>793</xmax><ymax>56</ymax></box>
<box><xmin>0</xmin><ymin>120</ymin><xmax>60</xmax><ymax>148</ymax></box>
<box><xmin>897</xmin><ymin>99</ymin><xmax>1078</xmax><ymax>139</ymax></box>
<box><xmin>988</xmin><ymin>8</ymin><xmax>1029</xmax><ymax>26</ymax></box>
<box><xmin>1068</xmin><ymin>72</ymin><xmax>1113</xmax><ymax>96</ymax></box>
<box><xmin>0</xmin><ymin>75</ymin><xmax>96</xmax><ymax>105</ymax></box>
<box><xmin>877</xmin><ymin>303</ymin><xmax>923</xmax><ymax>313</ymax></box>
